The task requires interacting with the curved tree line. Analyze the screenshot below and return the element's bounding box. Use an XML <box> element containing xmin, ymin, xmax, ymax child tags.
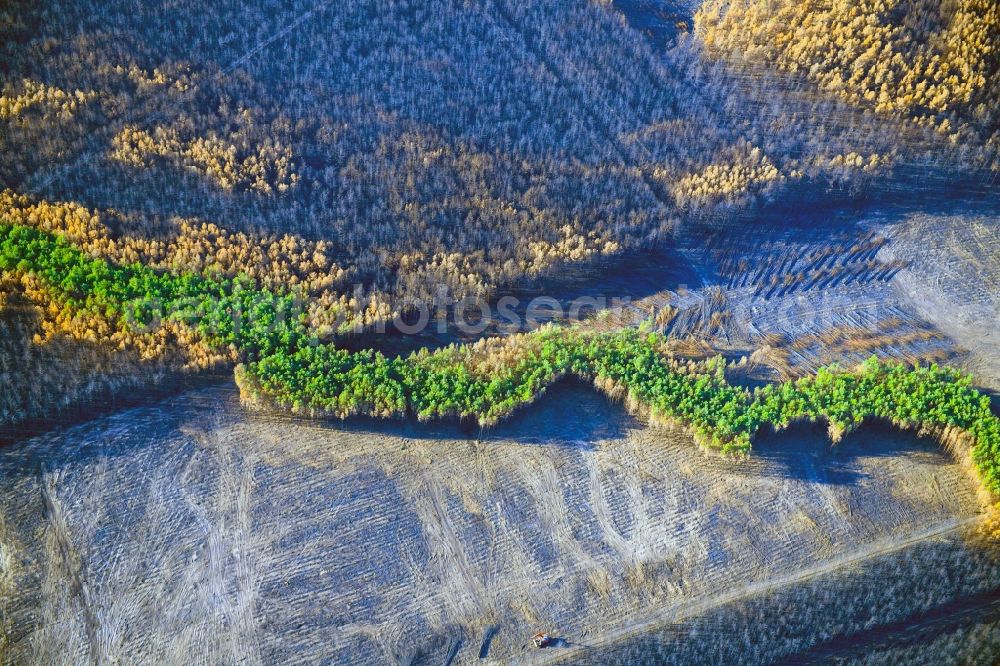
<box><xmin>2</xmin><ymin>220</ymin><xmax>999</xmax><ymax>498</ymax></box>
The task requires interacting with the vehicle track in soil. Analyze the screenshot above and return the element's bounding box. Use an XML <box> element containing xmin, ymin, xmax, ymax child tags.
<box><xmin>519</xmin><ymin>515</ymin><xmax>985</xmax><ymax>665</ymax></box>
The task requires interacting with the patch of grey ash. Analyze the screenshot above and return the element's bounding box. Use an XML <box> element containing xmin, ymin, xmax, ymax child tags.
<box><xmin>0</xmin><ymin>379</ymin><xmax>988</xmax><ymax>664</ymax></box>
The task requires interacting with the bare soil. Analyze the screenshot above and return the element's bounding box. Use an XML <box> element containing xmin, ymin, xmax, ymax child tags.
<box><xmin>0</xmin><ymin>379</ymin><xmax>991</xmax><ymax>664</ymax></box>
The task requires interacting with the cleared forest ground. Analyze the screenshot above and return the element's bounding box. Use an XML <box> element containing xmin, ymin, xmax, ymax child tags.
<box><xmin>600</xmin><ymin>201</ymin><xmax>1000</xmax><ymax>391</ymax></box>
<box><xmin>0</xmin><ymin>380</ymin><xmax>992</xmax><ymax>664</ymax></box>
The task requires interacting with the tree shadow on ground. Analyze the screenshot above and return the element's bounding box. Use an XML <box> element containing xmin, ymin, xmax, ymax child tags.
<box><xmin>741</xmin><ymin>419</ymin><xmax>962</xmax><ymax>486</ymax></box>
<box><xmin>0</xmin><ymin>375</ymin><xmax>645</xmax><ymax>486</ymax></box>
<box><xmin>279</xmin><ymin>376</ymin><xmax>642</xmax><ymax>450</ymax></box>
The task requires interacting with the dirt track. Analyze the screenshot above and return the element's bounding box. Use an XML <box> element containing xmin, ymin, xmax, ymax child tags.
<box><xmin>523</xmin><ymin>515</ymin><xmax>983</xmax><ymax>665</ymax></box>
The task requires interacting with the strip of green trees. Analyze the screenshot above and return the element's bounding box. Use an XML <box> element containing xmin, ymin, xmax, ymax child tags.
<box><xmin>3</xmin><ymin>221</ymin><xmax>998</xmax><ymax>497</ymax></box>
